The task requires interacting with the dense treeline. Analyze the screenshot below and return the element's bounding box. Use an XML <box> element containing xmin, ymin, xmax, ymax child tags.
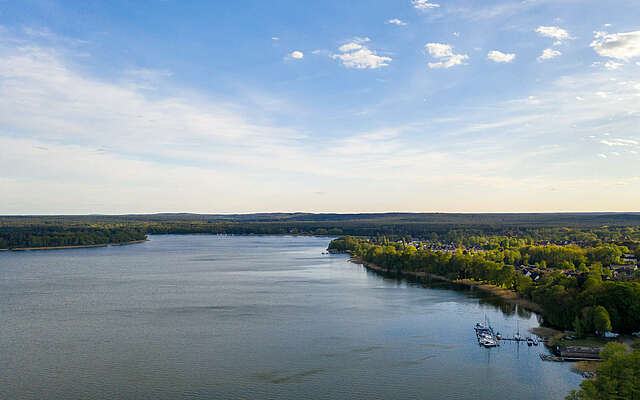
<box><xmin>144</xmin><ymin>222</ymin><xmax>345</xmax><ymax>236</ymax></box>
<box><xmin>567</xmin><ymin>343</ymin><xmax>640</xmax><ymax>399</ymax></box>
<box><xmin>0</xmin><ymin>226</ymin><xmax>147</xmax><ymax>249</ymax></box>
<box><xmin>2</xmin><ymin>213</ymin><xmax>640</xmax><ymax>253</ymax></box>
<box><xmin>328</xmin><ymin>236</ymin><xmax>640</xmax><ymax>334</ymax></box>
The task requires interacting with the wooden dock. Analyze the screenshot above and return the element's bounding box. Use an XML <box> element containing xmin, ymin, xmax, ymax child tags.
<box><xmin>540</xmin><ymin>354</ymin><xmax>602</xmax><ymax>362</ymax></box>
<box><xmin>499</xmin><ymin>338</ymin><xmax>548</xmax><ymax>343</ymax></box>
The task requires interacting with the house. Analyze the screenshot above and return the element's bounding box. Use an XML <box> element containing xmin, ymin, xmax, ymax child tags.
<box><xmin>622</xmin><ymin>253</ymin><xmax>638</xmax><ymax>264</ymax></box>
<box><xmin>516</xmin><ymin>265</ymin><xmax>542</xmax><ymax>281</ymax></box>
<box><xmin>612</xmin><ymin>264</ymin><xmax>638</xmax><ymax>278</ymax></box>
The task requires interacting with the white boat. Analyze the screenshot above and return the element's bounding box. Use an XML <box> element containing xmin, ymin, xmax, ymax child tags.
<box><xmin>480</xmin><ymin>337</ymin><xmax>498</xmax><ymax>347</ymax></box>
<box><xmin>475</xmin><ymin>322</ymin><xmax>488</xmax><ymax>331</ymax></box>
<box><xmin>475</xmin><ymin>317</ymin><xmax>499</xmax><ymax>347</ymax></box>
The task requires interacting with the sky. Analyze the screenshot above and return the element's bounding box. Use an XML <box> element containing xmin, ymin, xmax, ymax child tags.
<box><xmin>1</xmin><ymin>0</ymin><xmax>639</xmax><ymax>214</ymax></box>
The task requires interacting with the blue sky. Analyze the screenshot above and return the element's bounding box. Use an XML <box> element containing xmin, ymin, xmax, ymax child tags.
<box><xmin>1</xmin><ymin>0</ymin><xmax>639</xmax><ymax>214</ymax></box>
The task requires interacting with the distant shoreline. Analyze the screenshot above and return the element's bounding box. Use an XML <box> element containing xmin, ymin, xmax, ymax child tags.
<box><xmin>347</xmin><ymin>255</ymin><xmax>543</xmax><ymax>314</ymax></box>
<box><xmin>0</xmin><ymin>239</ymin><xmax>148</xmax><ymax>252</ymax></box>
<box><xmin>0</xmin><ymin>234</ymin><xmax>338</xmax><ymax>252</ymax></box>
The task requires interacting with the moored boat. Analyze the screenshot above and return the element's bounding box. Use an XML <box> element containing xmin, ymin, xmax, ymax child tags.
<box><xmin>540</xmin><ymin>354</ymin><xmax>562</xmax><ymax>362</ymax></box>
<box><xmin>480</xmin><ymin>337</ymin><xmax>498</xmax><ymax>347</ymax></box>
<box><xmin>514</xmin><ymin>321</ymin><xmax>522</xmax><ymax>341</ymax></box>
<box><xmin>475</xmin><ymin>317</ymin><xmax>499</xmax><ymax>347</ymax></box>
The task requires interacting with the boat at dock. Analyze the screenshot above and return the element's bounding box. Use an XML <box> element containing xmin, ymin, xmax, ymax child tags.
<box><xmin>540</xmin><ymin>354</ymin><xmax>563</xmax><ymax>362</ymax></box>
<box><xmin>475</xmin><ymin>322</ymin><xmax>488</xmax><ymax>331</ymax></box>
<box><xmin>479</xmin><ymin>336</ymin><xmax>499</xmax><ymax>347</ymax></box>
<box><xmin>475</xmin><ymin>317</ymin><xmax>499</xmax><ymax>347</ymax></box>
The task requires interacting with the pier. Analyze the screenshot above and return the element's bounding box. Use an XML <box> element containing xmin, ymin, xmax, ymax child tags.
<box><xmin>498</xmin><ymin>337</ymin><xmax>548</xmax><ymax>343</ymax></box>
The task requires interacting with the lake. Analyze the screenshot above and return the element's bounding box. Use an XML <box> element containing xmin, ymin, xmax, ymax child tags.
<box><xmin>0</xmin><ymin>235</ymin><xmax>582</xmax><ymax>399</ymax></box>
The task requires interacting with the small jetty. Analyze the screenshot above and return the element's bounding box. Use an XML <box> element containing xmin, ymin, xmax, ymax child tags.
<box><xmin>472</xmin><ymin>318</ymin><xmax>598</xmax><ymax>364</ymax></box>
<box><xmin>474</xmin><ymin>319</ymin><xmax>549</xmax><ymax>351</ymax></box>
<box><xmin>540</xmin><ymin>354</ymin><xmax>602</xmax><ymax>362</ymax></box>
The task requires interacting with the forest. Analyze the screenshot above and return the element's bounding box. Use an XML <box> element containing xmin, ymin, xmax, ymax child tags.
<box><xmin>0</xmin><ymin>226</ymin><xmax>147</xmax><ymax>249</ymax></box>
<box><xmin>2</xmin><ymin>212</ymin><xmax>640</xmax><ymax>249</ymax></box>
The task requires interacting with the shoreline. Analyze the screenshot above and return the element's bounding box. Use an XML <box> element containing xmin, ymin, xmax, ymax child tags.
<box><xmin>347</xmin><ymin>255</ymin><xmax>543</xmax><ymax>314</ymax></box>
<box><xmin>455</xmin><ymin>278</ymin><xmax>543</xmax><ymax>313</ymax></box>
<box><xmin>1</xmin><ymin>234</ymin><xmax>335</xmax><ymax>252</ymax></box>
<box><xmin>0</xmin><ymin>239</ymin><xmax>148</xmax><ymax>252</ymax></box>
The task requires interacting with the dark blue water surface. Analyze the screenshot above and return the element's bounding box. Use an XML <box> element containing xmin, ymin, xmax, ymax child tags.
<box><xmin>0</xmin><ymin>235</ymin><xmax>581</xmax><ymax>399</ymax></box>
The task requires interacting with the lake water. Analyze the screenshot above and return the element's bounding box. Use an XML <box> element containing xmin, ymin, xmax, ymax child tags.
<box><xmin>0</xmin><ymin>235</ymin><xmax>582</xmax><ymax>399</ymax></box>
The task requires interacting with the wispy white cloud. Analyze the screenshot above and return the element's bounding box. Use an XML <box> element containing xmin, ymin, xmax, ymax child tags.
<box><xmin>425</xmin><ymin>43</ymin><xmax>469</xmax><ymax>69</ymax></box>
<box><xmin>487</xmin><ymin>50</ymin><xmax>516</xmax><ymax>63</ymax></box>
<box><xmin>332</xmin><ymin>38</ymin><xmax>391</xmax><ymax>69</ymax></box>
<box><xmin>22</xmin><ymin>26</ymin><xmax>56</xmax><ymax>38</ymax></box>
<box><xmin>590</xmin><ymin>30</ymin><xmax>640</xmax><ymax>61</ymax></box>
<box><xmin>124</xmin><ymin>67</ymin><xmax>172</xmax><ymax>80</ymax></box>
<box><xmin>604</xmin><ymin>61</ymin><xmax>623</xmax><ymax>70</ymax></box>
<box><xmin>386</xmin><ymin>18</ymin><xmax>407</xmax><ymax>26</ymax></box>
<box><xmin>600</xmin><ymin>138</ymin><xmax>639</xmax><ymax>147</ymax></box>
<box><xmin>0</xmin><ymin>45</ymin><xmax>304</xmax><ymax>165</ymax></box>
<box><xmin>538</xmin><ymin>48</ymin><xmax>562</xmax><ymax>61</ymax></box>
<box><xmin>447</xmin><ymin>1</ymin><xmax>561</xmax><ymax>21</ymax></box>
<box><xmin>412</xmin><ymin>0</ymin><xmax>440</xmax><ymax>10</ymax></box>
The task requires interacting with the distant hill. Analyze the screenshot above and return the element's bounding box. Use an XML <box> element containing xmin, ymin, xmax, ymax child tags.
<box><xmin>3</xmin><ymin>212</ymin><xmax>640</xmax><ymax>227</ymax></box>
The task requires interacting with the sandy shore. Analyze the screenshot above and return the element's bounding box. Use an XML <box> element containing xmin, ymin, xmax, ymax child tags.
<box><xmin>348</xmin><ymin>255</ymin><xmax>543</xmax><ymax>314</ymax></box>
<box><xmin>1</xmin><ymin>239</ymin><xmax>148</xmax><ymax>251</ymax></box>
